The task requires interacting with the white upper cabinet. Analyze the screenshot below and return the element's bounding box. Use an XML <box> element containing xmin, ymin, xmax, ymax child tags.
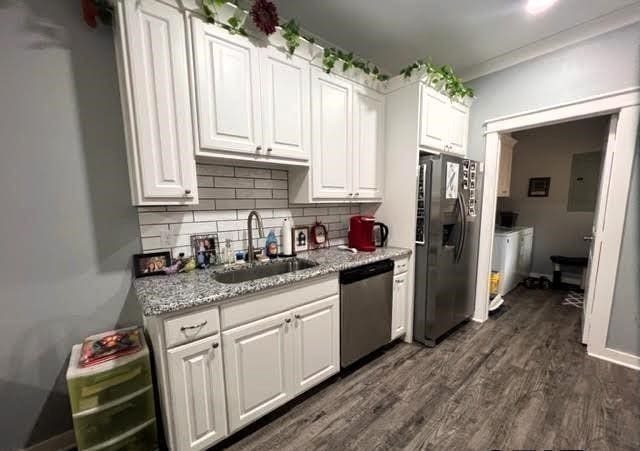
<box><xmin>167</xmin><ymin>334</ymin><xmax>228</xmax><ymax>451</ymax></box>
<box><xmin>116</xmin><ymin>0</ymin><xmax>198</xmax><ymax>205</ymax></box>
<box><xmin>419</xmin><ymin>86</ymin><xmax>450</xmax><ymax>151</ymax></box>
<box><xmin>419</xmin><ymin>84</ymin><xmax>470</xmax><ymax>156</ymax></box>
<box><xmin>448</xmin><ymin>101</ymin><xmax>469</xmax><ymax>156</ymax></box>
<box><xmin>353</xmin><ymin>85</ymin><xmax>385</xmax><ymax>201</ymax></box>
<box><xmin>191</xmin><ymin>17</ymin><xmax>263</xmax><ymax>156</ymax></box>
<box><xmin>310</xmin><ymin>67</ymin><xmax>354</xmax><ymax>199</ymax></box>
<box><xmin>260</xmin><ymin>47</ymin><xmax>311</xmax><ymax>161</ymax></box>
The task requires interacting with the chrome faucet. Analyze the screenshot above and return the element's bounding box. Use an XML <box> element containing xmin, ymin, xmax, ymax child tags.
<box><xmin>246</xmin><ymin>210</ymin><xmax>265</xmax><ymax>263</ymax></box>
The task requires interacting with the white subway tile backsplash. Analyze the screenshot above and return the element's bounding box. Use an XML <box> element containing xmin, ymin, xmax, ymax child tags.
<box><xmin>271</xmin><ymin>170</ymin><xmax>288</xmax><ymax>180</ymax></box>
<box><xmin>216</xmin><ymin>199</ymin><xmax>256</xmax><ymax>210</ymax></box>
<box><xmin>169</xmin><ymin>221</ymin><xmax>218</xmax><ymax>235</ymax></box>
<box><xmin>214</xmin><ymin>177</ymin><xmax>254</xmax><ymax>188</ymax></box>
<box><xmin>255</xmin><ymin>179</ymin><xmax>288</xmax><ymax>189</ymax></box>
<box><xmin>236</xmin><ymin>189</ymin><xmax>272</xmax><ymax>199</ymax></box>
<box><xmin>139</xmin><ymin>211</ymin><xmax>193</xmax><ymax>225</ymax></box>
<box><xmin>197</xmin><ymin>164</ymin><xmax>234</xmax><ymax>177</ymax></box>
<box><xmin>199</xmin><ymin>187</ymin><xmax>236</xmax><ymax>199</ymax></box>
<box><xmin>235</xmin><ymin>167</ymin><xmax>271</xmax><ymax>179</ymax></box>
<box><xmin>193</xmin><ymin>210</ymin><xmax>237</xmax><ymax>222</ymax></box>
<box><xmin>136</xmin><ymin>164</ymin><xmax>363</xmax><ymax>257</ymax></box>
<box><xmin>256</xmin><ymin>199</ymin><xmax>287</xmax><ymax>209</ymax></box>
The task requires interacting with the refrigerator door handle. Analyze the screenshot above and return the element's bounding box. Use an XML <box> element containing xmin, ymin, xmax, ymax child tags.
<box><xmin>455</xmin><ymin>193</ymin><xmax>467</xmax><ymax>262</ymax></box>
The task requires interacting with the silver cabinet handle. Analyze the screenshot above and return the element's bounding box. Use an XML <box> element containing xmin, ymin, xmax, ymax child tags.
<box><xmin>294</xmin><ymin>314</ymin><xmax>301</xmax><ymax>319</ymax></box>
<box><xmin>267</xmin><ymin>147</ymin><xmax>273</xmax><ymax>152</ymax></box>
<box><xmin>355</xmin><ymin>192</ymin><xmax>360</xmax><ymax>196</ymax></box>
<box><xmin>180</xmin><ymin>320</ymin><xmax>207</xmax><ymax>331</ymax></box>
<box><xmin>184</xmin><ymin>189</ymin><xmax>191</xmax><ymax>195</ymax></box>
<box><xmin>583</xmin><ymin>235</ymin><xmax>594</xmax><ymax>242</ymax></box>
<box><xmin>285</xmin><ymin>318</ymin><xmax>292</xmax><ymax>324</ymax></box>
<box><xmin>256</xmin><ymin>145</ymin><xmax>262</xmax><ymax>151</ymax></box>
<box><xmin>212</xmin><ymin>342</ymin><xmax>219</xmax><ymax>349</ymax></box>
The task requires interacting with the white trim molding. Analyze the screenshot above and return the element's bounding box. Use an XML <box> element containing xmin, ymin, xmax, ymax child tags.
<box><xmin>475</xmin><ymin>87</ymin><xmax>640</xmax><ymax>371</ymax></box>
<box><xmin>460</xmin><ymin>3</ymin><xmax>640</xmax><ymax>81</ymax></box>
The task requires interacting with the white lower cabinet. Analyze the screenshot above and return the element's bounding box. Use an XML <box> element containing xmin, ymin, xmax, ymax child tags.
<box><xmin>167</xmin><ymin>334</ymin><xmax>227</xmax><ymax>451</ymax></box>
<box><xmin>222</xmin><ymin>311</ymin><xmax>293</xmax><ymax>432</ymax></box>
<box><xmin>292</xmin><ymin>295</ymin><xmax>340</xmax><ymax>394</ymax></box>
<box><xmin>391</xmin><ymin>272</ymin><xmax>408</xmax><ymax>340</ymax></box>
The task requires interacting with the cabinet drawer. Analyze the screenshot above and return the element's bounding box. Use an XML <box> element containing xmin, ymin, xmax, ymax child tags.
<box><xmin>164</xmin><ymin>307</ymin><xmax>220</xmax><ymax>348</ymax></box>
<box><xmin>394</xmin><ymin>257</ymin><xmax>409</xmax><ymax>275</ymax></box>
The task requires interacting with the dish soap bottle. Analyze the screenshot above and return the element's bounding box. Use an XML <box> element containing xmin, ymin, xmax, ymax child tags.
<box><xmin>265</xmin><ymin>230</ymin><xmax>278</xmax><ymax>259</ymax></box>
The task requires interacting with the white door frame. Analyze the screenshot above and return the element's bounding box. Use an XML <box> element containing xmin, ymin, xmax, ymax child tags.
<box><xmin>474</xmin><ymin>87</ymin><xmax>640</xmax><ymax>370</ymax></box>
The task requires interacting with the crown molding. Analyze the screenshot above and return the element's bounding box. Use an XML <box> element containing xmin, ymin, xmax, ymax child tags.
<box><xmin>459</xmin><ymin>2</ymin><xmax>640</xmax><ymax>82</ymax></box>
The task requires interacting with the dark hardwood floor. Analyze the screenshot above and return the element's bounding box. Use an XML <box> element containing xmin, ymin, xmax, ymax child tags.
<box><xmin>215</xmin><ymin>287</ymin><xmax>640</xmax><ymax>451</ymax></box>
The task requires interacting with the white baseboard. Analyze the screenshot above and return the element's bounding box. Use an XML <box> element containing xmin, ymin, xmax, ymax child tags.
<box><xmin>22</xmin><ymin>430</ymin><xmax>75</xmax><ymax>451</ymax></box>
<box><xmin>588</xmin><ymin>347</ymin><xmax>640</xmax><ymax>371</ymax></box>
<box><xmin>529</xmin><ymin>271</ymin><xmax>582</xmax><ymax>287</ymax></box>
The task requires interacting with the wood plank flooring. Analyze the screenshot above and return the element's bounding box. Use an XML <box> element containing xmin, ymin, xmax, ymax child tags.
<box><xmin>214</xmin><ymin>287</ymin><xmax>640</xmax><ymax>451</ymax></box>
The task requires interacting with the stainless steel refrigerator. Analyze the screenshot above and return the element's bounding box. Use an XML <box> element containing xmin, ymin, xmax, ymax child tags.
<box><xmin>413</xmin><ymin>153</ymin><xmax>482</xmax><ymax>346</ymax></box>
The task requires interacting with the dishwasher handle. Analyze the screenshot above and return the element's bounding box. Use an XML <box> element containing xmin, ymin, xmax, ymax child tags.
<box><xmin>340</xmin><ymin>259</ymin><xmax>394</xmax><ymax>285</ymax></box>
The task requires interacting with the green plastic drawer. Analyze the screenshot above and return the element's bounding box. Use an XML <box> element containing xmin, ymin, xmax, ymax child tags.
<box><xmin>89</xmin><ymin>420</ymin><xmax>158</xmax><ymax>451</ymax></box>
<box><xmin>73</xmin><ymin>387</ymin><xmax>156</xmax><ymax>450</ymax></box>
<box><xmin>68</xmin><ymin>354</ymin><xmax>152</xmax><ymax>413</ymax></box>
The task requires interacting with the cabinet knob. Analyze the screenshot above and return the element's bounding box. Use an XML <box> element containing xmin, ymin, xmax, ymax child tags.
<box><xmin>348</xmin><ymin>193</ymin><xmax>353</xmax><ymax>197</ymax></box>
<box><xmin>354</xmin><ymin>192</ymin><xmax>360</xmax><ymax>196</ymax></box>
<box><xmin>267</xmin><ymin>147</ymin><xmax>273</xmax><ymax>152</ymax></box>
<box><xmin>285</xmin><ymin>318</ymin><xmax>292</xmax><ymax>324</ymax></box>
<box><xmin>184</xmin><ymin>189</ymin><xmax>191</xmax><ymax>195</ymax></box>
<box><xmin>256</xmin><ymin>145</ymin><xmax>262</xmax><ymax>151</ymax></box>
<box><xmin>294</xmin><ymin>314</ymin><xmax>301</xmax><ymax>319</ymax></box>
<box><xmin>212</xmin><ymin>342</ymin><xmax>219</xmax><ymax>349</ymax></box>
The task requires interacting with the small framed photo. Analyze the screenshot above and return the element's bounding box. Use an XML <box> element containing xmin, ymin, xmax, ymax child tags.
<box><xmin>292</xmin><ymin>226</ymin><xmax>309</xmax><ymax>253</ymax></box>
<box><xmin>528</xmin><ymin>177</ymin><xmax>551</xmax><ymax>197</ymax></box>
<box><xmin>191</xmin><ymin>233</ymin><xmax>219</xmax><ymax>268</ymax></box>
<box><xmin>133</xmin><ymin>251</ymin><xmax>171</xmax><ymax>278</ymax></box>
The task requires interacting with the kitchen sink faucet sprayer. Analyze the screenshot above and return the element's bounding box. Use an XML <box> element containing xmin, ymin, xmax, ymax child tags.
<box><xmin>247</xmin><ymin>210</ymin><xmax>265</xmax><ymax>263</ymax></box>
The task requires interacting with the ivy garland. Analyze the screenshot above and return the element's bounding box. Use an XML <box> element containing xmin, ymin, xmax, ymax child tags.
<box><xmin>200</xmin><ymin>0</ymin><xmax>248</xmax><ymax>36</ymax></box>
<box><xmin>400</xmin><ymin>59</ymin><xmax>474</xmax><ymax>100</ymax></box>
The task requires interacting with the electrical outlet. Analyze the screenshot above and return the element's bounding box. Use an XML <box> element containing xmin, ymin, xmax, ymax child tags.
<box><xmin>160</xmin><ymin>230</ymin><xmax>173</xmax><ymax>248</ymax></box>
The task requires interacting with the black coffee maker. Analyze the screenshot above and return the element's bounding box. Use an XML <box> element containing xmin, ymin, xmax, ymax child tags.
<box><xmin>372</xmin><ymin>222</ymin><xmax>389</xmax><ymax>247</ymax></box>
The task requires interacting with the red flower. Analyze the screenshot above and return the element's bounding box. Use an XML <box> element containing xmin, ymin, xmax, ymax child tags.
<box><xmin>250</xmin><ymin>0</ymin><xmax>279</xmax><ymax>36</ymax></box>
<box><xmin>81</xmin><ymin>0</ymin><xmax>98</xmax><ymax>28</ymax></box>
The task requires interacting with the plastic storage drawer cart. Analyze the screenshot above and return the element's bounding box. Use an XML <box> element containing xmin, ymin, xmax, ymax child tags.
<box><xmin>66</xmin><ymin>331</ymin><xmax>158</xmax><ymax>451</ymax></box>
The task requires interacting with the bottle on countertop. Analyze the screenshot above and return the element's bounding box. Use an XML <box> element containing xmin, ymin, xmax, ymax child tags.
<box><xmin>281</xmin><ymin>218</ymin><xmax>292</xmax><ymax>256</ymax></box>
<box><xmin>265</xmin><ymin>230</ymin><xmax>278</xmax><ymax>259</ymax></box>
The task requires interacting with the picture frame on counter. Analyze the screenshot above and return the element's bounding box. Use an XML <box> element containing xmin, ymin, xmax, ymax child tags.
<box><xmin>191</xmin><ymin>233</ymin><xmax>220</xmax><ymax>268</ymax></box>
<box><xmin>133</xmin><ymin>251</ymin><xmax>171</xmax><ymax>278</ymax></box>
<box><xmin>292</xmin><ymin>226</ymin><xmax>309</xmax><ymax>253</ymax></box>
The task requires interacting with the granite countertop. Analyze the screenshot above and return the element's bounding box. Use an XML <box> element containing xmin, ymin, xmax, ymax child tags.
<box><xmin>135</xmin><ymin>246</ymin><xmax>411</xmax><ymax>316</ymax></box>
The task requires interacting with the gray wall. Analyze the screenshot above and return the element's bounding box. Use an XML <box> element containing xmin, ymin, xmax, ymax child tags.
<box><xmin>499</xmin><ymin>117</ymin><xmax>607</xmax><ymax>276</ymax></box>
<box><xmin>0</xmin><ymin>1</ymin><xmax>141</xmax><ymax>449</ymax></box>
<box><xmin>467</xmin><ymin>24</ymin><xmax>640</xmax><ymax>356</ymax></box>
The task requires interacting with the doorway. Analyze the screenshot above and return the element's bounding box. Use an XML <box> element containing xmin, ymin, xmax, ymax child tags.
<box><xmin>473</xmin><ymin>88</ymin><xmax>640</xmax><ymax>369</ymax></box>
<box><xmin>488</xmin><ymin>116</ymin><xmax>610</xmax><ymax>345</ymax></box>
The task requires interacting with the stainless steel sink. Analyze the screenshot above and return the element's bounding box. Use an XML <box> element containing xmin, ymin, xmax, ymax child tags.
<box><xmin>213</xmin><ymin>258</ymin><xmax>318</xmax><ymax>284</ymax></box>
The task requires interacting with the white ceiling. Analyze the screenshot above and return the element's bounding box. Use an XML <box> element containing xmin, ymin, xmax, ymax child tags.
<box><xmin>273</xmin><ymin>0</ymin><xmax>640</xmax><ymax>77</ymax></box>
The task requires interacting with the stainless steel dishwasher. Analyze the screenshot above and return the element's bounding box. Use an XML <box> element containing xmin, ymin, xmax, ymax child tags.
<box><xmin>340</xmin><ymin>259</ymin><xmax>394</xmax><ymax>367</ymax></box>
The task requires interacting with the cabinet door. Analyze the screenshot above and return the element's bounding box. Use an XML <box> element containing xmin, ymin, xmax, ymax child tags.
<box><xmin>120</xmin><ymin>0</ymin><xmax>197</xmax><ymax>203</ymax></box>
<box><xmin>260</xmin><ymin>48</ymin><xmax>311</xmax><ymax>161</ymax></box>
<box><xmin>311</xmin><ymin>68</ymin><xmax>353</xmax><ymax>199</ymax></box>
<box><xmin>222</xmin><ymin>311</ymin><xmax>293</xmax><ymax>432</ymax></box>
<box><xmin>353</xmin><ymin>86</ymin><xmax>385</xmax><ymax>200</ymax></box>
<box><xmin>191</xmin><ymin>17</ymin><xmax>262</xmax><ymax>155</ymax></box>
<box><xmin>448</xmin><ymin>102</ymin><xmax>469</xmax><ymax>156</ymax></box>
<box><xmin>291</xmin><ymin>295</ymin><xmax>340</xmax><ymax>394</ymax></box>
<box><xmin>167</xmin><ymin>334</ymin><xmax>227</xmax><ymax>451</ymax></box>
<box><xmin>391</xmin><ymin>273</ymin><xmax>408</xmax><ymax>339</ymax></box>
<box><xmin>419</xmin><ymin>85</ymin><xmax>449</xmax><ymax>151</ymax></box>
<box><xmin>497</xmin><ymin>143</ymin><xmax>513</xmax><ymax>197</ymax></box>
